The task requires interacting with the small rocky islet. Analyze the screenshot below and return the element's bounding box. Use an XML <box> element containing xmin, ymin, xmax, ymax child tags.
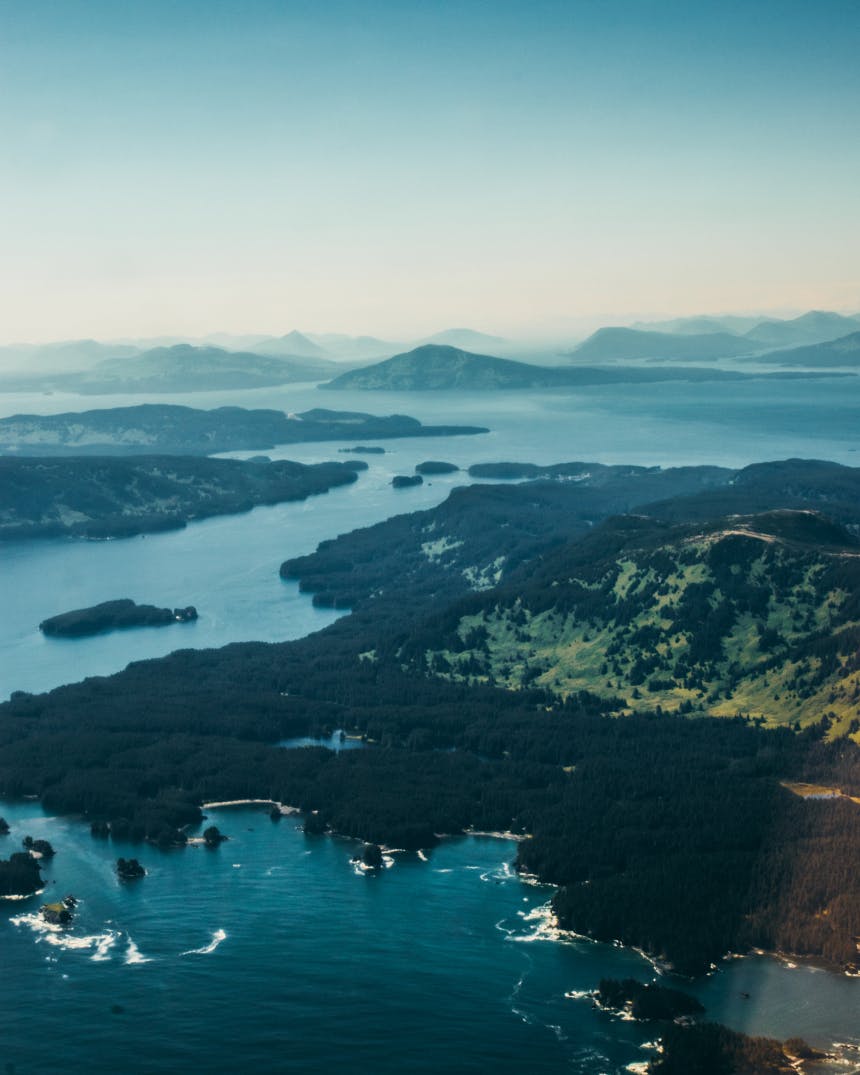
<box><xmin>40</xmin><ymin>599</ymin><xmax>198</xmax><ymax>638</ymax></box>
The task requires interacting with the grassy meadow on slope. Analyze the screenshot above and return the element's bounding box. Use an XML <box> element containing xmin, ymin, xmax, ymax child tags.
<box><xmin>422</xmin><ymin>510</ymin><xmax>860</xmax><ymax>736</ymax></box>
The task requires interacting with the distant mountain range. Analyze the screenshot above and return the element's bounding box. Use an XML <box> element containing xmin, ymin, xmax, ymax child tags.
<box><xmin>756</xmin><ymin>331</ymin><xmax>860</xmax><ymax>367</ymax></box>
<box><xmin>2</xmin><ymin>311</ymin><xmax>859</xmax><ymax>390</ymax></box>
<box><xmin>630</xmin><ymin>315</ymin><xmax>764</xmax><ymax>335</ymax></box>
<box><xmin>0</xmin><ymin>338</ymin><xmax>142</xmax><ymax>373</ymax></box>
<box><xmin>321</xmin><ymin>344</ymin><xmax>834</xmax><ymax>391</ymax></box>
<box><xmin>744</xmin><ymin>310</ymin><xmax>860</xmax><ymax>348</ymax></box>
<box><xmin>568</xmin><ymin>327</ymin><xmax>755</xmax><ymax>362</ymax></box>
<box><xmin>83</xmin><ymin>344</ymin><xmax>339</xmax><ymax>392</ymax></box>
<box><xmin>250</xmin><ymin>331</ymin><xmax>332</xmax><ymax>361</ymax></box>
<box><xmin>0</xmin><ymin>344</ymin><xmax>339</xmax><ymax>394</ymax></box>
<box><xmin>630</xmin><ymin>309</ymin><xmax>860</xmax><ymax>346</ymax></box>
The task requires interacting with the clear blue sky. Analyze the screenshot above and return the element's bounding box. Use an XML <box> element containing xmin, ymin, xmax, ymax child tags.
<box><xmin>0</xmin><ymin>0</ymin><xmax>857</xmax><ymax>340</ymax></box>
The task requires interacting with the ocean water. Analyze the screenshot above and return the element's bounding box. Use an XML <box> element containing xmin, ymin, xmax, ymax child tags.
<box><xmin>2</xmin><ymin>376</ymin><xmax>860</xmax><ymax>1070</ymax></box>
<box><xmin>2</xmin><ymin>801</ymin><xmax>858</xmax><ymax>1075</ymax></box>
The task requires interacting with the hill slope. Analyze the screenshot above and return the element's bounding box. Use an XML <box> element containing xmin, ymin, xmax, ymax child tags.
<box><xmin>321</xmin><ymin>344</ymin><xmax>814</xmax><ymax>391</ymax></box>
<box><xmin>77</xmin><ymin>343</ymin><xmax>334</xmax><ymax>392</ymax></box>
<box><xmin>746</xmin><ymin>310</ymin><xmax>860</xmax><ymax>348</ymax></box>
<box><xmin>251</xmin><ymin>331</ymin><xmax>332</xmax><ymax>360</ymax></box>
<box><xmin>0</xmin><ymin>455</ymin><xmax>360</xmax><ymax>540</ymax></box>
<box><xmin>569</xmin><ymin>326</ymin><xmax>754</xmax><ymax>362</ymax></box>
<box><xmin>756</xmin><ymin>331</ymin><xmax>860</xmax><ymax>367</ymax></box>
<box><xmin>420</xmin><ymin>509</ymin><xmax>860</xmax><ymax>734</ymax></box>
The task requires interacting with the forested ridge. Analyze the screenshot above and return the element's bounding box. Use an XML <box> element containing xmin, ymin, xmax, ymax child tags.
<box><xmin>1</xmin><ymin>458</ymin><xmax>860</xmax><ymax>974</ymax></box>
<box><xmin>0</xmin><ymin>455</ymin><xmax>361</xmax><ymax>540</ymax></box>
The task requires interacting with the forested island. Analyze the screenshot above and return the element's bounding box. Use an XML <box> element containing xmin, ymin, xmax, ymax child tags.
<box><xmin>1</xmin><ymin>458</ymin><xmax>860</xmax><ymax>980</ymax></box>
<box><xmin>0</xmin><ymin>455</ymin><xmax>360</xmax><ymax>541</ymax></box>
<box><xmin>40</xmin><ymin>599</ymin><xmax>198</xmax><ymax>637</ymax></box>
<box><xmin>0</xmin><ymin>403</ymin><xmax>488</xmax><ymax>456</ymax></box>
<box><xmin>415</xmin><ymin>461</ymin><xmax>459</xmax><ymax>475</ymax></box>
<box><xmin>391</xmin><ymin>474</ymin><xmax>423</xmax><ymax>488</ymax></box>
<box><xmin>0</xmin><ymin>852</ymin><xmax>43</xmax><ymax>897</ymax></box>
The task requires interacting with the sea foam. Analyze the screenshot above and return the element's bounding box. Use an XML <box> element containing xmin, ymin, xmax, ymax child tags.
<box><xmin>124</xmin><ymin>936</ymin><xmax>153</xmax><ymax>964</ymax></box>
<box><xmin>182</xmin><ymin>928</ymin><xmax>227</xmax><ymax>956</ymax></box>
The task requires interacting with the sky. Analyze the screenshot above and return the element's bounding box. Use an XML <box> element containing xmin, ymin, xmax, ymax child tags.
<box><xmin>0</xmin><ymin>0</ymin><xmax>858</xmax><ymax>343</ymax></box>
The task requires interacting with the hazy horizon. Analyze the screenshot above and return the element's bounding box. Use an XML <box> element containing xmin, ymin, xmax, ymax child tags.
<box><xmin>1</xmin><ymin>0</ymin><xmax>858</xmax><ymax>343</ymax></box>
<box><xmin>1</xmin><ymin>304</ymin><xmax>859</xmax><ymax>354</ymax></box>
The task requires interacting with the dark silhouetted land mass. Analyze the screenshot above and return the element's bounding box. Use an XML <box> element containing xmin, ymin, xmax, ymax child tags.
<box><xmin>594</xmin><ymin>978</ymin><xmax>703</xmax><ymax>1021</ymax></box>
<box><xmin>40</xmin><ymin>599</ymin><xmax>198</xmax><ymax>637</ymax></box>
<box><xmin>0</xmin><ymin>455</ymin><xmax>360</xmax><ymax>541</ymax></box>
<box><xmin>0</xmin><ymin>852</ymin><xmax>42</xmax><ymax>897</ymax></box>
<box><xmin>116</xmin><ymin>857</ymin><xmax>145</xmax><ymax>880</ymax></box>
<box><xmin>649</xmin><ymin>1022</ymin><xmax>825</xmax><ymax>1074</ymax></box>
<box><xmin>0</xmin><ymin>404</ymin><xmax>488</xmax><ymax>456</ymax></box>
<box><xmin>415</xmin><ymin>461</ymin><xmax>458</xmax><ymax>475</ymax></box>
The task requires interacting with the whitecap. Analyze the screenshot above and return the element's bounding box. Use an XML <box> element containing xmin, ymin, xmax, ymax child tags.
<box><xmin>564</xmin><ymin>989</ymin><xmax>593</xmax><ymax>1001</ymax></box>
<box><xmin>182</xmin><ymin>929</ymin><xmax>227</xmax><ymax>956</ymax></box>
<box><xmin>11</xmin><ymin>913</ymin><xmax>122</xmax><ymax>959</ymax></box>
<box><xmin>91</xmin><ymin>933</ymin><xmax>119</xmax><ymax>962</ymax></box>
<box><xmin>416</xmin><ymin>850</ymin><xmax>428</xmax><ymax>862</ymax></box>
<box><xmin>511</xmin><ymin>902</ymin><xmax>568</xmax><ymax>944</ymax></box>
<box><xmin>124</xmin><ymin>936</ymin><xmax>153</xmax><ymax>964</ymax></box>
<box><xmin>480</xmin><ymin>861</ymin><xmax>517</xmax><ymax>883</ymax></box>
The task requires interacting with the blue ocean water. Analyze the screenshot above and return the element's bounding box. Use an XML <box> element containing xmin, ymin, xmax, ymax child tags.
<box><xmin>2</xmin><ymin>801</ymin><xmax>858</xmax><ymax>1075</ymax></box>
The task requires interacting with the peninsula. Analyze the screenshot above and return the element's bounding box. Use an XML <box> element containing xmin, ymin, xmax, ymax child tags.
<box><xmin>0</xmin><ymin>455</ymin><xmax>360</xmax><ymax>541</ymax></box>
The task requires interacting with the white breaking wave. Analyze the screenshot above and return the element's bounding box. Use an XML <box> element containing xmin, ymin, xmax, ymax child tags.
<box><xmin>124</xmin><ymin>936</ymin><xmax>153</xmax><ymax>964</ymax></box>
<box><xmin>511</xmin><ymin>901</ymin><xmax>573</xmax><ymax>944</ymax></box>
<box><xmin>182</xmin><ymin>928</ymin><xmax>227</xmax><ymax>956</ymax></box>
<box><xmin>10</xmin><ymin>913</ymin><xmax>122</xmax><ymax>960</ymax></box>
<box><xmin>416</xmin><ymin>850</ymin><xmax>428</xmax><ymax>862</ymax></box>
<box><xmin>479</xmin><ymin>861</ymin><xmax>516</xmax><ymax>883</ymax></box>
<box><xmin>91</xmin><ymin>933</ymin><xmax>120</xmax><ymax>962</ymax></box>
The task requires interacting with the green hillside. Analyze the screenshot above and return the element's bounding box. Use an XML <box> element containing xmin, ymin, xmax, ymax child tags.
<box><xmin>423</xmin><ymin>510</ymin><xmax>860</xmax><ymax>737</ymax></box>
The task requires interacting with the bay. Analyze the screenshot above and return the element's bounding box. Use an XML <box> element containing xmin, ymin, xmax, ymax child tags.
<box><xmin>2</xmin><ymin>801</ymin><xmax>858</xmax><ymax>1074</ymax></box>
